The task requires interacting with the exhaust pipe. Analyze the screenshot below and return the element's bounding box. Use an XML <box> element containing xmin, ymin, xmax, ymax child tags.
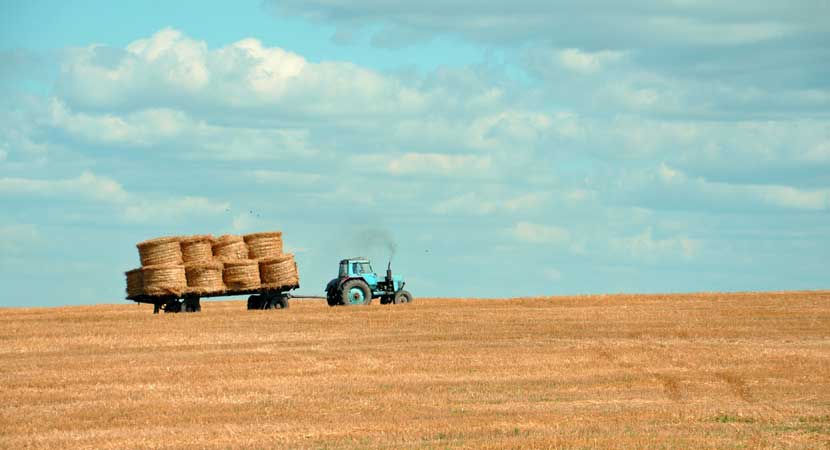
<box><xmin>386</xmin><ymin>261</ymin><xmax>393</xmax><ymax>284</ymax></box>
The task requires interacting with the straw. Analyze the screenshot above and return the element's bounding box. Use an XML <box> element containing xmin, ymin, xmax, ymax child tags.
<box><xmin>142</xmin><ymin>264</ymin><xmax>187</xmax><ymax>296</ymax></box>
<box><xmin>213</xmin><ymin>235</ymin><xmax>248</xmax><ymax>262</ymax></box>
<box><xmin>136</xmin><ymin>236</ymin><xmax>183</xmax><ymax>266</ymax></box>
<box><xmin>180</xmin><ymin>234</ymin><xmax>215</xmax><ymax>264</ymax></box>
<box><xmin>185</xmin><ymin>262</ymin><xmax>225</xmax><ymax>295</ymax></box>
<box><xmin>259</xmin><ymin>254</ymin><xmax>298</xmax><ymax>288</ymax></box>
<box><xmin>125</xmin><ymin>268</ymin><xmax>143</xmax><ymax>297</ymax></box>
<box><xmin>223</xmin><ymin>260</ymin><xmax>261</xmax><ymax>290</ymax></box>
<box><xmin>244</xmin><ymin>231</ymin><xmax>283</xmax><ymax>259</ymax></box>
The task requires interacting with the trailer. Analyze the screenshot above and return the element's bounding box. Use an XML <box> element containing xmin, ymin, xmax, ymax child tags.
<box><xmin>127</xmin><ymin>283</ymin><xmax>299</xmax><ymax>314</ymax></box>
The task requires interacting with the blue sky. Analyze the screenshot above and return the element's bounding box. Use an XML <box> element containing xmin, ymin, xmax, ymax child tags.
<box><xmin>1</xmin><ymin>1</ymin><xmax>828</xmax><ymax>306</ymax></box>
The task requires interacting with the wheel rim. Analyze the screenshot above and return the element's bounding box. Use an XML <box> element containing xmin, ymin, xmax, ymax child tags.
<box><xmin>347</xmin><ymin>287</ymin><xmax>365</xmax><ymax>304</ymax></box>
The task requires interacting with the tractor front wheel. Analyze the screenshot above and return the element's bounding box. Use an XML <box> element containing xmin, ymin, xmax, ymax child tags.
<box><xmin>340</xmin><ymin>279</ymin><xmax>371</xmax><ymax>306</ymax></box>
<box><xmin>393</xmin><ymin>290</ymin><xmax>413</xmax><ymax>304</ymax></box>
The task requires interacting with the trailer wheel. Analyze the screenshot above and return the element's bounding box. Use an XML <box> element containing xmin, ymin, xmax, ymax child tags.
<box><xmin>393</xmin><ymin>290</ymin><xmax>413</xmax><ymax>304</ymax></box>
<box><xmin>247</xmin><ymin>295</ymin><xmax>261</xmax><ymax>310</ymax></box>
<box><xmin>164</xmin><ymin>300</ymin><xmax>182</xmax><ymax>313</ymax></box>
<box><xmin>272</xmin><ymin>295</ymin><xmax>288</xmax><ymax>309</ymax></box>
<box><xmin>340</xmin><ymin>279</ymin><xmax>371</xmax><ymax>305</ymax></box>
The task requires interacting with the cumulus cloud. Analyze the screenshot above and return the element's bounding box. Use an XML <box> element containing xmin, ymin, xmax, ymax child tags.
<box><xmin>610</xmin><ymin>227</ymin><xmax>700</xmax><ymax>262</ymax></box>
<box><xmin>386</xmin><ymin>153</ymin><xmax>493</xmax><ymax>177</ymax></box>
<box><xmin>511</xmin><ymin>221</ymin><xmax>570</xmax><ymax>244</ymax></box>
<box><xmin>557</xmin><ymin>48</ymin><xmax>624</xmax><ymax>74</ymax></box>
<box><xmin>614</xmin><ymin>164</ymin><xmax>830</xmax><ymax>213</ymax></box>
<box><xmin>56</xmin><ymin>28</ymin><xmax>426</xmax><ymax>118</ymax></box>
<box><xmin>0</xmin><ymin>171</ymin><xmax>229</xmax><ymax>223</ymax></box>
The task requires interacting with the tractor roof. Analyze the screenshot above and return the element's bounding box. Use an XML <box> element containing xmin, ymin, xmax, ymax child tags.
<box><xmin>340</xmin><ymin>257</ymin><xmax>370</xmax><ymax>263</ymax></box>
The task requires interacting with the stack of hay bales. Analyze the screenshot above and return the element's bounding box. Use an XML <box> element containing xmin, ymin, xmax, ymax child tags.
<box><xmin>259</xmin><ymin>254</ymin><xmax>299</xmax><ymax>289</ymax></box>
<box><xmin>124</xmin><ymin>230</ymin><xmax>299</xmax><ymax>298</ymax></box>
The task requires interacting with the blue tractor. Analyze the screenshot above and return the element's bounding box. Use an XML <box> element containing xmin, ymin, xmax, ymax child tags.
<box><xmin>325</xmin><ymin>257</ymin><xmax>413</xmax><ymax>306</ymax></box>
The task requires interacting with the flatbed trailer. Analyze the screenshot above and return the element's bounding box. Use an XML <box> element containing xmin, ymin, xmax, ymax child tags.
<box><xmin>127</xmin><ymin>283</ymin><xmax>300</xmax><ymax>313</ymax></box>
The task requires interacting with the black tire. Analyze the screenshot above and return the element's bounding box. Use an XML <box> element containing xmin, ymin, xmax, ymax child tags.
<box><xmin>247</xmin><ymin>295</ymin><xmax>261</xmax><ymax>310</ymax></box>
<box><xmin>393</xmin><ymin>290</ymin><xmax>413</xmax><ymax>304</ymax></box>
<box><xmin>326</xmin><ymin>291</ymin><xmax>339</xmax><ymax>307</ymax></box>
<box><xmin>271</xmin><ymin>295</ymin><xmax>288</xmax><ymax>309</ymax></box>
<box><xmin>340</xmin><ymin>279</ymin><xmax>371</xmax><ymax>305</ymax></box>
<box><xmin>380</xmin><ymin>296</ymin><xmax>392</xmax><ymax>305</ymax></box>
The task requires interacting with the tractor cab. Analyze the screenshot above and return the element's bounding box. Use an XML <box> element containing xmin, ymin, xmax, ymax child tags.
<box><xmin>339</xmin><ymin>259</ymin><xmax>374</xmax><ymax>278</ymax></box>
<box><xmin>326</xmin><ymin>257</ymin><xmax>411</xmax><ymax>307</ymax></box>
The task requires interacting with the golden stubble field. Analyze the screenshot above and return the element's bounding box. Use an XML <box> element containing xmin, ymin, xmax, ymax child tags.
<box><xmin>1</xmin><ymin>292</ymin><xmax>828</xmax><ymax>449</ymax></box>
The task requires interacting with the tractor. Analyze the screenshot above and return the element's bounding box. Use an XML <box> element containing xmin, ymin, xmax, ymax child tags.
<box><xmin>325</xmin><ymin>257</ymin><xmax>412</xmax><ymax>306</ymax></box>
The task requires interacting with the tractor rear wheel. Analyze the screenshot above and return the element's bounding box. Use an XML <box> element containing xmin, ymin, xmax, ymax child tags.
<box><xmin>340</xmin><ymin>279</ymin><xmax>371</xmax><ymax>306</ymax></box>
<box><xmin>393</xmin><ymin>290</ymin><xmax>413</xmax><ymax>304</ymax></box>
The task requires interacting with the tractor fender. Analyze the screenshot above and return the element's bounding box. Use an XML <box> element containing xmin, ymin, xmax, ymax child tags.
<box><xmin>326</xmin><ymin>277</ymin><xmax>367</xmax><ymax>295</ymax></box>
<box><xmin>337</xmin><ymin>277</ymin><xmax>368</xmax><ymax>291</ymax></box>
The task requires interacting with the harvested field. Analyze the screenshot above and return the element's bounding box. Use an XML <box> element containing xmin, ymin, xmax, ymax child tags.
<box><xmin>1</xmin><ymin>291</ymin><xmax>828</xmax><ymax>449</ymax></box>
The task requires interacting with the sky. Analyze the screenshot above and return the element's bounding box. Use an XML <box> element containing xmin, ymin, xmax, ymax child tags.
<box><xmin>0</xmin><ymin>1</ymin><xmax>828</xmax><ymax>307</ymax></box>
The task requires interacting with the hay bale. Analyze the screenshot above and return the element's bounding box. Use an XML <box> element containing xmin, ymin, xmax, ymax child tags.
<box><xmin>223</xmin><ymin>260</ymin><xmax>261</xmax><ymax>290</ymax></box>
<box><xmin>125</xmin><ymin>268</ymin><xmax>143</xmax><ymax>297</ymax></box>
<box><xmin>259</xmin><ymin>254</ymin><xmax>299</xmax><ymax>288</ymax></box>
<box><xmin>213</xmin><ymin>235</ymin><xmax>248</xmax><ymax>261</ymax></box>
<box><xmin>244</xmin><ymin>231</ymin><xmax>283</xmax><ymax>259</ymax></box>
<box><xmin>185</xmin><ymin>262</ymin><xmax>225</xmax><ymax>295</ymax></box>
<box><xmin>137</xmin><ymin>236</ymin><xmax>183</xmax><ymax>266</ymax></box>
<box><xmin>181</xmin><ymin>234</ymin><xmax>215</xmax><ymax>264</ymax></box>
<box><xmin>142</xmin><ymin>265</ymin><xmax>187</xmax><ymax>296</ymax></box>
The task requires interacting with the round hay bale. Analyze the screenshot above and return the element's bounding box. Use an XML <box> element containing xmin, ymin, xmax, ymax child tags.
<box><xmin>185</xmin><ymin>262</ymin><xmax>225</xmax><ymax>295</ymax></box>
<box><xmin>125</xmin><ymin>268</ymin><xmax>143</xmax><ymax>297</ymax></box>
<box><xmin>213</xmin><ymin>235</ymin><xmax>248</xmax><ymax>261</ymax></box>
<box><xmin>259</xmin><ymin>254</ymin><xmax>298</xmax><ymax>288</ymax></box>
<box><xmin>244</xmin><ymin>231</ymin><xmax>283</xmax><ymax>259</ymax></box>
<box><xmin>137</xmin><ymin>236</ymin><xmax>183</xmax><ymax>266</ymax></box>
<box><xmin>181</xmin><ymin>234</ymin><xmax>215</xmax><ymax>264</ymax></box>
<box><xmin>223</xmin><ymin>260</ymin><xmax>261</xmax><ymax>290</ymax></box>
<box><xmin>142</xmin><ymin>264</ymin><xmax>187</xmax><ymax>297</ymax></box>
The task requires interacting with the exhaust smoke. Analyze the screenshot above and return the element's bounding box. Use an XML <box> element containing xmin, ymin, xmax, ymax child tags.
<box><xmin>354</xmin><ymin>227</ymin><xmax>397</xmax><ymax>261</ymax></box>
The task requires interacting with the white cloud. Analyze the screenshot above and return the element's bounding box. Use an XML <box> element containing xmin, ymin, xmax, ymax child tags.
<box><xmin>432</xmin><ymin>192</ymin><xmax>497</xmax><ymax>215</ymax></box>
<box><xmin>47</xmin><ymin>99</ymin><xmax>317</xmax><ymax>160</ymax></box>
<box><xmin>610</xmin><ymin>227</ymin><xmax>700</xmax><ymax>261</ymax></box>
<box><xmin>251</xmin><ymin>170</ymin><xmax>323</xmax><ymax>186</ymax></box>
<box><xmin>469</xmin><ymin>110</ymin><xmax>553</xmax><ymax>151</ymax></box>
<box><xmin>388</xmin><ymin>152</ymin><xmax>492</xmax><ymax>176</ymax></box>
<box><xmin>504</xmin><ymin>192</ymin><xmax>550</xmax><ymax>211</ymax></box>
<box><xmin>646</xmin><ymin>17</ymin><xmax>793</xmax><ymax>46</ymax></box>
<box><xmin>0</xmin><ymin>172</ymin><xmax>229</xmax><ymax>223</ymax></box>
<box><xmin>0</xmin><ymin>171</ymin><xmax>130</xmax><ymax>203</ymax></box>
<box><xmin>268</xmin><ymin>0</ymin><xmax>824</xmax><ymax>55</ymax></box>
<box><xmin>511</xmin><ymin>221</ymin><xmax>570</xmax><ymax>244</ymax></box>
<box><xmin>654</xmin><ymin>164</ymin><xmax>830</xmax><ymax>212</ymax></box>
<box><xmin>57</xmin><ymin>28</ymin><xmax>427</xmax><ymax>118</ymax></box>
<box><xmin>558</xmin><ymin>48</ymin><xmax>624</xmax><ymax>75</ymax></box>
<box><xmin>432</xmin><ymin>191</ymin><xmax>551</xmax><ymax>216</ymax></box>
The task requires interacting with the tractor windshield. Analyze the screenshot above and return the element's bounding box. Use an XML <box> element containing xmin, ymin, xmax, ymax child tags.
<box><xmin>360</xmin><ymin>262</ymin><xmax>373</xmax><ymax>274</ymax></box>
